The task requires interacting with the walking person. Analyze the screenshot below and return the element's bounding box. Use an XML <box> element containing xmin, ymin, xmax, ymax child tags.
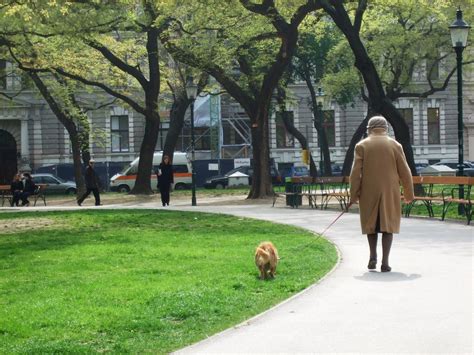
<box><xmin>10</xmin><ymin>173</ymin><xmax>23</xmax><ymax>207</ymax></box>
<box><xmin>21</xmin><ymin>172</ymin><xmax>36</xmax><ymax>206</ymax></box>
<box><xmin>349</xmin><ymin>116</ymin><xmax>414</xmax><ymax>272</ymax></box>
<box><xmin>157</xmin><ymin>155</ymin><xmax>174</xmax><ymax>207</ymax></box>
<box><xmin>77</xmin><ymin>159</ymin><xmax>101</xmax><ymax>206</ymax></box>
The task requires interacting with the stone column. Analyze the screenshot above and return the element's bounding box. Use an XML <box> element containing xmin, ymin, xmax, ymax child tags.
<box><xmin>19</xmin><ymin>118</ymin><xmax>31</xmax><ymax>172</ymax></box>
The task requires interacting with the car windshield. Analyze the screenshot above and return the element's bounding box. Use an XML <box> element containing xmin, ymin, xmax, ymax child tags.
<box><xmin>55</xmin><ymin>176</ymin><xmax>67</xmax><ymax>183</ymax></box>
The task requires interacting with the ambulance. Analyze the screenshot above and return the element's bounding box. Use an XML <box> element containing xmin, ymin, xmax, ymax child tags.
<box><xmin>110</xmin><ymin>152</ymin><xmax>192</xmax><ymax>192</ymax></box>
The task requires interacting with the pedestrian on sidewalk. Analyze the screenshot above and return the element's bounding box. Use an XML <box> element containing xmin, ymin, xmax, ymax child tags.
<box><xmin>77</xmin><ymin>159</ymin><xmax>101</xmax><ymax>206</ymax></box>
<box><xmin>349</xmin><ymin>115</ymin><xmax>414</xmax><ymax>272</ymax></box>
<box><xmin>157</xmin><ymin>155</ymin><xmax>173</xmax><ymax>207</ymax></box>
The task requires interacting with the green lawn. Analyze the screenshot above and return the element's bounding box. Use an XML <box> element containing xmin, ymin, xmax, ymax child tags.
<box><xmin>0</xmin><ymin>210</ymin><xmax>337</xmax><ymax>353</ymax></box>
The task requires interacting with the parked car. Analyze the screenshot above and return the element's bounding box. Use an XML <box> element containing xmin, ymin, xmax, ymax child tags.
<box><xmin>280</xmin><ymin>165</ymin><xmax>310</xmax><ymax>180</ymax></box>
<box><xmin>415</xmin><ymin>163</ymin><xmax>429</xmax><ymax>174</ymax></box>
<box><xmin>31</xmin><ymin>174</ymin><xmax>77</xmax><ymax>194</ymax></box>
<box><xmin>331</xmin><ymin>164</ymin><xmax>343</xmax><ymax>177</ymax></box>
<box><xmin>204</xmin><ymin>166</ymin><xmax>281</xmax><ymax>189</ymax></box>
<box><xmin>35</xmin><ymin>162</ymin><xmax>128</xmax><ymax>190</ymax></box>
<box><xmin>433</xmin><ymin>161</ymin><xmax>474</xmax><ymax>176</ymax></box>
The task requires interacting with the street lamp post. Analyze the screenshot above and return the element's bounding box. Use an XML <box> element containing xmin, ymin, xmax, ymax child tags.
<box><xmin>186</xmin><ymin>77</ymin><xmax>198</xmax><ymax>206</ymax></box>
<box><xmin>315</xmin><ymin>87</ymin><xmax>325</xmax><ymax>175</ymax></box>
<box><xmin>449</xmin><ymin>8</ymin><xmax>470</xmax><ymax>214</ymax></box>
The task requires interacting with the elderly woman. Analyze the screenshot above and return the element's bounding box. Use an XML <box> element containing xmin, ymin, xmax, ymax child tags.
<box><xmin>350</xmin><ymin>116</ymin><xmax>414</xmax><ymax>272</ymax></box>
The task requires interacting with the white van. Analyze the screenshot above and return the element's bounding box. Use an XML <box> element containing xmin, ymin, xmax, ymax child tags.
<box><xmin>110</xmin><ymin>152</ymin><xmax>192</xmax><ymax>192</ymax></box>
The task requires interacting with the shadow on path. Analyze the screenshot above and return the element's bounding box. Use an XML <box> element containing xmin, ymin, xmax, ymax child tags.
<box><xmin>354</xmin><ymin>271</ymin><xmax>421</xmax><ymax>282</ymax></box>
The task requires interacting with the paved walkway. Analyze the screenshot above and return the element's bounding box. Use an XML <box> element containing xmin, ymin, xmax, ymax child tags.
<box><xmin>2</xmin><ymin>199</ymin><xmax>472</xmax><ymax>353</ymax></box>
<box><xmin>167</xmin><ymin>203</ymin><xmax>473</xmax><ymax>354</ymax></box>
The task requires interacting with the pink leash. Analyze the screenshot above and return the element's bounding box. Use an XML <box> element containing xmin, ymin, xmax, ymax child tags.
<box><xmin>319</xmin><ymin>202</ymin><xmax>353</xmax><ymax>236</ymax></box>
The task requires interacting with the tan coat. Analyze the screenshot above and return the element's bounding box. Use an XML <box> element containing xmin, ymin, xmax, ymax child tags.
<box><xmin>350</xmin><ymin>129</ymin><xmax>414</xmax><ymax>234</ymax></box>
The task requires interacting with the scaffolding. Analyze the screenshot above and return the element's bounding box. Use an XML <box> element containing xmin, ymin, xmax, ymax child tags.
<box><xmin>219</xmin><ymin>96</ymin><xmax>252</xmax><ymax>159</ymax></box>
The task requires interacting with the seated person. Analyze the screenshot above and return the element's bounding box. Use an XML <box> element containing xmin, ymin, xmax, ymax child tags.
<box><xmin>21</xmin><ymin>172</ymin><xmax>36</xmax><ymax>206</ymax></box>
<box><xmin>10</xmin><ymin>173</ymin><xmax>23</xmax><ymax>207</ymax></box>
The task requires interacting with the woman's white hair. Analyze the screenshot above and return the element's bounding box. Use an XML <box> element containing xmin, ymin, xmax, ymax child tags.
<box><xmin>367</xmin><ymin>115</ymin><xmax>388</xmax><ymax>130</ymax></box>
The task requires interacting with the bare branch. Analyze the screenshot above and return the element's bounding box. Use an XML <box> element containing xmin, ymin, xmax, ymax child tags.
<box><xmin>85</xmin><ymin>39</ymin><xmax>149</xmax><ymax>90</ymax></box>
<box><xmin>54</xmin><ymin>67</ymin><xmax>146</xmax><ymax>115</ymax></box>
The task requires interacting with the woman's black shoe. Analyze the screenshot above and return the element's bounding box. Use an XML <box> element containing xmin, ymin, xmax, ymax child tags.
<box><xmin>381</xmin><ymin>264</ymin><xmax>391</xmax><ymax>272</ymax></box>
<box><xmin>368</xmin><ymin>258</ymin><xmax>377</xmax><ymax>270</ymax></box>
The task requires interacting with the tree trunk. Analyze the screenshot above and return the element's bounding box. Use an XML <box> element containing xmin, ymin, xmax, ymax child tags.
<box><xmin>324</xmin><ymin>3</ymin><xmax>417</xmax><ymax>176</ymax></box>
<box><xmin>342</xmin><ymin>113</ymin><xmax>370</xmax><ymax>176</ymax></box>
<box><xmin>163</xmin><ymin>90</ymin><xmax>190</xmax><ymax>159</ymax></box>
<box><xmin>276</xmin><ymin>87</ymin><xmax>318</xmax><ymax>177</ymax></box>
<box><xmin>378</xmin><ymin>99</ymin><xmax>417</xmax><ymax>174</ymax></box>
<box><xmin>28</xmin><ymin>72</ymin><xmax>86</xmax><ymax>195</ymax></box>
<box><xmin>68</xmin><ymin>129</ymin><xmax>87</xmax><ymax>196</ymax></box>
<box><xmin>304</xmin><ymin>74</ymin><xmax>332</xmax><ymax>176</ymax></box>
<box><xmin>130</xmin><ymin>114</ymin><xmax>160</xmax><ymax>195</ymax></box>
<box><xmin>248</xmin><ymin>107</ymin><xmax>273</xmax><ymax>199</ymax></box>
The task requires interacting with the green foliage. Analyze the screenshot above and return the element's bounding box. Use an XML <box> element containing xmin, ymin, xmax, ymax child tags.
<box><xmin>0</xmin><ymin>210</ymin><xmax>337</xmax><ymax>353</ymax></box>
<box><xmin>322</xmin><ymin>0</ymin><xmax>473</xmax><ymax>103</ymax></box>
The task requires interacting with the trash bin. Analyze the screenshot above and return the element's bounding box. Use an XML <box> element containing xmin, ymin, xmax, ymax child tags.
<box><xmin>285</xmin><ymin>178</ymin><xmax>302</xmax><ymax>207</ymax></box>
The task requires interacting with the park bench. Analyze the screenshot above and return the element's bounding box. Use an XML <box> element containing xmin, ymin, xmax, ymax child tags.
<box><xmin>272</xmin><ymin>176</ymin><xmax>349</xmax><ymax>210</ymax></box>
<box><xmin>0</xmin><ymin>183</ymin><xmax>47</xmax><ymax>207</ymax></box>
<box><xmin>33</xmin><ymin>184</ymin><xmax>47</xmax><ymax>206</ymax></box>
<box><xmin>0</xmin><ymin>185</ymin><xmax>13</xmax><ymax>207</ymax></box>
<box><xmin>403</xmin><ymin>176</ymin><xmax>473</xmax><ymax>225</ymax></box>
<box><xmin>317</xmin><ymin>176</ymin><xmax>350</xmax><ymax>210</ymax></box>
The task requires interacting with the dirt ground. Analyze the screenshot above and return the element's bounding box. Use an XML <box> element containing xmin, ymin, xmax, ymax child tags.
<box><xmin>0</xmin><ymin>217</ymin><xmax>58</xmax><ymax>234</ymax></box>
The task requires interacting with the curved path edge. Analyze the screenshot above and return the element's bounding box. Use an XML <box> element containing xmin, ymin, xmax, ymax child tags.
<box><xmin>169</xmin><ymin>203</ymin><xmax>473</xmax><ymax>354</ymax></box>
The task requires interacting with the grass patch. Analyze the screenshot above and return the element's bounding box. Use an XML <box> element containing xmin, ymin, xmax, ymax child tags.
<box><xmin>0</xmin><ymin>210</ymin><xmax>337</xmax><ymax>353</ymax></box>
<box><xmin>407</xmin><ymin>202</ymin><xmax>469</xmax><ymax>221</ymax></box>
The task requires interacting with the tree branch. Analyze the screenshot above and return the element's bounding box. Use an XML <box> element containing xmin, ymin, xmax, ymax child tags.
<box><xmin>353</xmin><ymin>0</ymin><xmax>367</xmax><ymax>34</ymax></box>
<box><xmin>54</xmin><ymin>67</ymin><xmax>146</xmax><ymax>115</ymax></box>
<box><xmin>85</xmin><ymin>39</ymin><xmax>149</xmax><ymax>90</ymax></box>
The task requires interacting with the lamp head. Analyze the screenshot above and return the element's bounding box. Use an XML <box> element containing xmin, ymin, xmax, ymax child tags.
<box><xmin>449</xmin><ymin>8</ymin><xmax>470</xmax><ymax>48</ymax></box>
<box><xmin>185</xmin><ymin>76</ymin><xmax>198</xmax><ymax>99</ymax></box>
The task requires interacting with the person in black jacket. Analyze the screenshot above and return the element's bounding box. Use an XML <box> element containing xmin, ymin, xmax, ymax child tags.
<box><xmin>157</xmin><ymin>155</ymin><xmax>174</xmax><ymax>206</ymax></box>
<box><xmin>21</xmin><ymin>172</ymin><xmax>36</xmax><ymax>206</ymax></box>
<box><xmin>77</xmin><ymin>159</ymin><xmax>101</xmax><ymax>206</ymax></box>
<box><xmin>10</xmin><ymin>173</ymin><xmax>23</xmax><ymax>207</ymax></box>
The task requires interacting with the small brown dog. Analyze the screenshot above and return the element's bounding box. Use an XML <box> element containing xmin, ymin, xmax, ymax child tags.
<box><xmin>255</xmin><ymin>241</ymin><xmax>279</xmax><ymax>280</ymax></box>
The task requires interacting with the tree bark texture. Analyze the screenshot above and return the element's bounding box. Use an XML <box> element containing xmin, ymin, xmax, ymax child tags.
<box><xmin>130</xmin><ymin>114</ymin><xmax>160</xmax><ymax>194</ymax></box>
<box><xmin>163</xmin><ymin>89</ymin><xmax>190</xmax><ymax>160</ymax></box>
<box><xmin>248</xmin><ymin>113</ymin><xmax>273</xmax><ymax>198</ymax></box>
<box><xmin>304</xmin><ymin>74</ymin><xmax>332</xmax><ymax>176</ymax></box>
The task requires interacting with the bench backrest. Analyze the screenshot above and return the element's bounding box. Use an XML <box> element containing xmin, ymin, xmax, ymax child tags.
<box><xmin>411</xmin><ymin>176</ymin><xmax>472</xmax><ymax>185</ymax></box>
<box><xmin>316</xmin><ymin>176</ymin><xmax>346</xmax><ymax>184</ymax></box>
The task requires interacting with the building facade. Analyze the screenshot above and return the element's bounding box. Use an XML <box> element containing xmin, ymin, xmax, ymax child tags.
<box><xmin>1</xmin><ymin>60</ymin><xmax>473</xmax><ymax>184</ymax></box>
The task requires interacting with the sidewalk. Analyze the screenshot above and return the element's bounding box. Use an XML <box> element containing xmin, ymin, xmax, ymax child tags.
<box><xmin>168</xmin><ymin>203</ymin><xmax>473</xmax><ymax>354</ymax></box>
<box><xmin>1</xmin><ymin>198</ymin><xmax>472</xmax><ymax>353</ymax></box>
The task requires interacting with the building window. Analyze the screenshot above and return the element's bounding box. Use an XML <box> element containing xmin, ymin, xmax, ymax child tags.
<box><xmin>427</xmin><ymin>108</ymin><xmax>440</xmax><ymax>144</ymax></box>
<box><xmin>156</xmin><ymin>122</ymin><xmax>169</xmax><ymax>151</ymax></box>
<box><xmin>275</xmin><ymin>111</ymin><xmax>294</xmax><ymax>148</ymax></box>
<box><xmin>427</xmin><ymin>58</ymin><xmax>439</xmax><ymax>81</ymax></box>
<box><xmin>0</xmin><ymin>60</ymin><xmax>6</xmax><ymax>89</ymax></box>
<box><xmin>399</xmin><ymin>108</ymin><xmax>414</xmax><ymax>144</ymax></box>
<box><xmin>322</xmin><ymin>110</ymin><xmax>335</xmax><ymax>147</ymax></box>
<box><xmin>110</xmin><ymin>115</ymin><xmax>129</xmax><ymax>152</ymax></box>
